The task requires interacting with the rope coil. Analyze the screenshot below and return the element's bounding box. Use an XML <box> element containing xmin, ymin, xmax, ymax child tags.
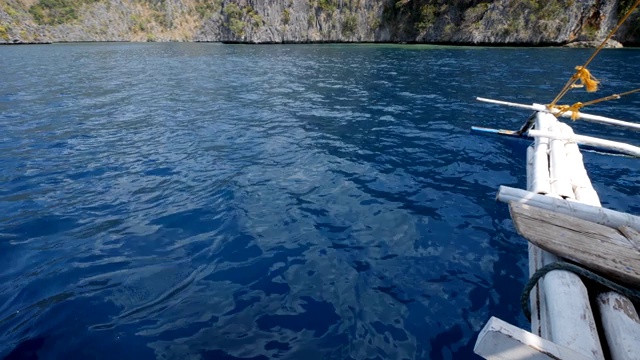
<box><xmin>521</xmin><ymin>262</ymin><xmax>640</xmax><ymax>321</ymax></box>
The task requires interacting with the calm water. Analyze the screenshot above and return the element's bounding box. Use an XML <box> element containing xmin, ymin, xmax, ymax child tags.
<box><xmin>1</xmin><ymin>43</ymin><xmax>639</xmax><ymax>359</ymax></box>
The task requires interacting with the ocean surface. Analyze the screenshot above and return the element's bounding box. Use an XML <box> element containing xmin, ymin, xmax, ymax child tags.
<box><xmin>1</xmin><ymin>43</ymin><xmax>639</xmax><ymax>360</ymax></box>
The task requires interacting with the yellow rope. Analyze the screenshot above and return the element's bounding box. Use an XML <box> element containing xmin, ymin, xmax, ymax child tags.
<box><xmin>548</xmin><ymin>0</ymin><xmax>640</xmax><ymax>108</ymax></box>
<box><xmin>582</xmin><ymin>87</ymin><xmax>640</xmax><ymax>106</ymax></box>
<box><xmin>554</xmin><ymin>103</ymin><xmax>584</xmax><ymax>120</ymax></box>
<box><xmin>552</xmin><ymin>88</ymin><xmax>640</xmax><ymax>120</ymax></box>
<box><xmin>574</xmin><ymin>66</ymin><xmax>599</xmax><ymax>92</ymax></box>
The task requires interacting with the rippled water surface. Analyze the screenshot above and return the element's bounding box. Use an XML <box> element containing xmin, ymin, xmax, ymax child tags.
<box><xmin>1</xmin><ymin>43</ymin><xmax>639</xmax><ymax>359</ymax></box>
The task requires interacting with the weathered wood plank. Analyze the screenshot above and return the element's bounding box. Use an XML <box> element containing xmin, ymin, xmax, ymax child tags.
<box><xmin>619</xmin><ymin>225</ymin><xmax>640</xmax><ymax>253</ymax></box>
<box><xmin>509</xmin><ymin>202</ymin><xmax>640</xmax><ymax>287</ymax></box>
<box><xmin>474</xmin><ymin>317</ymin><xmax>594</xmax><ymax>360</ymax></box>
<box><xmin>498</xmin><ymin>186</ymin><xmax>640</xmax><ymax>232</ymax></box>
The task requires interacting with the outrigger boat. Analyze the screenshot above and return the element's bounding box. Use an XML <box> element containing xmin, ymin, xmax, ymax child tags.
<box><xmin>471</xmin><ymin>2</ymin><xmax>640</xmax><ymax>359</ymax></box>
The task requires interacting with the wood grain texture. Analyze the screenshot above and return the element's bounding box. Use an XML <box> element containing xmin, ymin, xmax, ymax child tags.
<box><xmin>619</xmin><ymin>225</ymin><xmax>640</xmax><ymax>253</ymax></box>
<box><xmin>498</xmin><ymin>186</ymin><xmax>640</xmax><ymax>232</ymax></box>
<box><xmin>509</xmin><ymin>202</ymin><xmax>640</xmax><ymax>287</ymax></box>
<box><xmin>474</xmin><ymin>317</ymin><xmax>593</xmax><ymax>360</ymax></box>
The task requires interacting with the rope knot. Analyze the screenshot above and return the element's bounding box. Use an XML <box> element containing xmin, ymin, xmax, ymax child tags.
<box><xmin>568</xmin><ymin>102</ymin><xmax>584</xmax><ymax>120</ymax></box>
<box><xmin>574</xmin><ymin>66</ymin><xmax>600</xmax><ymax>92</ymax></box>
<box><xmin>549</xmin><ymin>102</ymin><xmax>584</xmax><ymax>121</ymax></box>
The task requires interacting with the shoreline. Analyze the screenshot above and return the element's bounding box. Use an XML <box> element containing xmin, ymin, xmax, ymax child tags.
<box><xmin>1</xmin><ymin>40</ymin><xmax>637</xmax><ymax>48</ymax></box>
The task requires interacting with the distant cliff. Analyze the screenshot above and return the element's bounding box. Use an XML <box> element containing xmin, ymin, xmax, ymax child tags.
<box><xmin>1</xmin><ymin>0</ymin><xmax>639</xmax><ymax>45</ymax></box>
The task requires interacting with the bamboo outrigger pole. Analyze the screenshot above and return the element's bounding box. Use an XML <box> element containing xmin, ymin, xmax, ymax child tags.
<box><xmin>477</xmin><ymin>97</ymin><xmax>640</xmax><ymax>131</ymax></box>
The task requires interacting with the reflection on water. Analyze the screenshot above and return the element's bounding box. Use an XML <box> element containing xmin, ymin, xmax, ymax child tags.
<box><xmin>0</xmin><ymin>43</ymin><xmax>639</xmax><ymax>359</ymax></box>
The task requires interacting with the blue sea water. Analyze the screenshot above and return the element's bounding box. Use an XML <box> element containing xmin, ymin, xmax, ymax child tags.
<box><xmin>0</xmin><ymin>43</ymin><xmax>639</xmax><ymax>359</ymax></box>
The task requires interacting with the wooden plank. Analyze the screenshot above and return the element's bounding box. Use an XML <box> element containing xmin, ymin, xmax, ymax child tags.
<box><xmin>509</xmin><ymin>202</ymin><xmax>640</xmax><ymax>287</ymax></box>
<box><xmin>474</xmin><ymin>317</ymin><xmax>594</xmax><ymax>360</ymax></box>
<box><xmin>497</xmin><ymin>186</ymin><xmax>640</xmax><ymax>232</ymax></box>
<box><xmin>597</xmin><ymin>292</ymin><xmax>640</xmax><ymax>360</ymax></box>
<box><xmin>619</xmin><ymin>225</ymin><xmax>640</xmax><ymax>252</ymax></box>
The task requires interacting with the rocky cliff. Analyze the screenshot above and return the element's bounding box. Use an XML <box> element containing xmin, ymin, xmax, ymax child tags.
<box><xmin>1</xmin><ymin>0</ymin><xmax>639</xmax><ymax>45</ymax></box>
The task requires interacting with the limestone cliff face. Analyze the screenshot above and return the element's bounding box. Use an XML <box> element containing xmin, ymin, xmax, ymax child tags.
<box><xmin>1</xmin><ymin>0</ymin><xmax>208</xmax><ymax>42</ymax></box>
<box><xmin>196</xmin><ymin>0</ymin><xmax>388</xmax><ymax>43</ymax></box>
<box><xmin>196</xmin><ymin>0</ymin><xmax>638</xmax><ymax>45</ymax></box>
<box><xmin>419</xmin><ymin>0</ymin><xmax>617</xmax><ymax>44</ymax></box>
<box><xmin>0</xmin><ymin>0</ymin><xmax>638</xmax><ymax>45</ymax></box>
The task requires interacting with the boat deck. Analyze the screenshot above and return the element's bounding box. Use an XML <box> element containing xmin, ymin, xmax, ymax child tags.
<box><xmin>474</xmin><ymin>111</ymin><xmax>640</xmax><ymax>360</ymax></box>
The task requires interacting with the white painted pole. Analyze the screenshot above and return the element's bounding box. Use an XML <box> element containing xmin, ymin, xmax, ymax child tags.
<box><xmin>527</xmin><ymin>139</ymin><xmax>552</xmax><ymax>337</ymax></box>
<box><xmin>476</xmin><ymin>97</ymin><xmax>640</xmax><ymax>131</ymax></box>
<box><xmin>527</xmin><ymin>130</ymin><xmax>640</xmax><ymax>157</ymax></box>
<box><xmin>530</xmin><ymin>114</ymin><xmax>552</xmax><ymax>195</ymax></box>
<box><xmin>566</xmin><ymin>143</ymin><xmax>601</xmax><ymax>206</ymax></box>
<box><xmin>476</xmin><ymin>97</ymin><xmax>546</xmax><ymax>111</ymax></box>
<box><xmin>551</xmin><ymin>123</ymin><xmax>640</xmax><ymax>358</ymax></box>
<box><xmin>530</xmin><ymin>113</ymin><xmax>556</xmax><ymax>340</ymax></box>
<box><xmin>526</xmin><ymin>114</ymin><xmax>604</xmax><ymax>359</ymax></box>
<box><xmin>549</xmin><ymin>131</ymin><xmax>575</xmax><ymax>198</ymax></box>
<box><xmin>531</xmin><ymin>140</ymin><xmax>551</xmax><ymax>194</ymax></box>
<box><xmin>497</xmin><ymin>186</ymin><xmax>640</xmax><ymax>232</ymax></box>
<box><xmin>541</xmin><ymin>271</ymin><xmax>603</xmax><ymax>360</ymax></box>
<box><xmin>527</xmin><ymin>242</ymin><xmax>544</xmax><ymax>337</ymax></box>
<box><xmin>597</xmin><ymin>292</ymin><xmax>640</xmax><ymax>360</ymax></box>
<box><xmin>559</xmin><ymin>123</ymin><xmax>602</xmax><ymax>206</ymax></box>
<box><xmin>561</xmin><ymin>112</ymin><xmax>640</xmax><ymax>130</ymax></box>
<box><xmin>526</xmin><ymin>145</ymin><xmax>533</xmax><ymax>191</ymax></box>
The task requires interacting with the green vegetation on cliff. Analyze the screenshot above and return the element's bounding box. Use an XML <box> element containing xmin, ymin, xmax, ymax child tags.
<box><xmin>342</xmin><ymin>12</ymin><xmax>357</xmax><ymax>36</ymax></box>
<box><xmin>29</xmin><ymin>0</ymin><xmax>99</xmax><ymax>25</ymax></box>
<box><xmin>0</xmin><ymin>25</ymin><xmax>8</xmax><ymax>40</ymax></box>
<box><xmin>194</xmin><ymin>0</ymin><xmax>220</xmax><ymax>18</ymax></box>
<box><xmin>1</xmin><ymin>0</ymin><xmax>638</xmax><ymax>44</ymax></box>
<box><xmin>222</xmin><ymin>2</ymin><xmax>264</xmax><ymax>37</ymax></box>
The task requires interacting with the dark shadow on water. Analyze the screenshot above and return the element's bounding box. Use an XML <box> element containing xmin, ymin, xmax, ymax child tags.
<box><xmin>4</xmin><ymin>337</ymin><xmax>46</xmax><ymax>360</ymax></box>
